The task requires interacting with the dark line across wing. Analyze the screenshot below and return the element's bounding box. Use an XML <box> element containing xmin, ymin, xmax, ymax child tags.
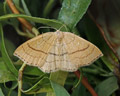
<box><xmin>27</xmin><ymin>43</ymin><xmax>90</xmax><ymax>56</ymax></box>
<box><xmin>49</xmin><ymin>52</ymin><xmax>68</xmax><ymax>56</ymax></box>
<box><xmin>27</xmin><ymin>43</ymin><xmax>47</xmax><ymax>54</ymax></box>
<box><xmin>71</xmin><ymin>47</ymin><xmax>95</xmax><ymax>61</ymax></box>
<box><xmin>69</xmin><ymin>44</ymin><xmax>89</xmax><ymax>55</ymax></box>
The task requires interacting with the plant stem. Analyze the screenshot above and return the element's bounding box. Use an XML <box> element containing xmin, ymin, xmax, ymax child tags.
<box><xmin>74</xmin><ymin>70</ymin><xmax>98</xmax><ymax>96</ymax></box>
<box><xmin>7</xmin><ymin>89</ymin><xmax>12</xmax><ymax>96</ymax></box>
<box><xmin>18</xmin><ymin>63</ymin><xmax>27</xmax><ymax>96</ymax></box>
<box><xmin>6</xmin><ymin>0</ymin><xmax>39</xmax><ymax>36</ymax></box>
<box><xmin>74</xmin><ymin>70</ymin><xmax>83</xmax><ymax>88</ymax></box>
<box><xmin>6</xmin><ymin>0</ymin><xmax>32</xmax><ymax>31</ymax></box>
<box><xmin>18</xmin><ymin>86</ymin><xmax>21</xmax><ymax>96</ymax></box>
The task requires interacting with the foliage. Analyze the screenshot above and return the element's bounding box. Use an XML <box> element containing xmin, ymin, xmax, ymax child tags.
<box><xmin>0</xmin><ymin>0</ymin><xmax>120</xmax><ymax>96</ymax></box>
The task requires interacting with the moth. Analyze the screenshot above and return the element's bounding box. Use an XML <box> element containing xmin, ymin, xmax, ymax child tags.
<box><xmin>14</xmin><ymin>30</ymin><xmax>103</xmax><ymax>73</ymax></box>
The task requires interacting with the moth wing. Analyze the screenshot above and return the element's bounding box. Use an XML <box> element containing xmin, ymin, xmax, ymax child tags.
<box><xmin>63</xmin><ymin>32</ymin><xmax>103</xmax><ymax>68</ymax></box>
<box><xmin>14</xmin><ymin>32</ymin><xmax>56</xmax><ymax>67</ymax></box>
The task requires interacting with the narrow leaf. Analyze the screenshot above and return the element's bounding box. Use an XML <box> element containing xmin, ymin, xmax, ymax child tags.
<box><xmin>59</xmin><ymin>0</ymin><xmax>91</xmax><ymax>29</ymax></box>
<box><xmin>21</xmin><ymin>0</ymin><xmax>32</xmax><ymax>16</ymax></box>
<box><xmin>21</xmin><ymin>0</ymin><xmax>35</xmax><ymax>25</ymax></box>
<box><xmin>0</xmin><ymin>88</ymin><xmax>4</xmax><ymax>96</ymax></box>
<box><xmin>0</xmin><ymin>23</ymin><xmax>18</xmax><ymax>78</ymax></box>
<box><xmin>51</xmin><ymin>81</ymin><xmax>70</xmax><ymax>96</ymax></box>
<box><xmin>50</xmin><ymin>71</ymin><xmax>68</xmax><ymax>86</ymax></box>
<box><xmin>0</xmin><ymin>61</ymin><xmax>16</xmax><ymax>83</ymax></box>
<box><xmin>0</xmin><ymin>3</ymin><xmax>4</xmax><ymax>16</ymax></box>
<box><xmin>24</xmin><ymin>66</ymin><xmax>44</xmax><ymax>76</ymax></box>
<box><xmin>95</xmin><ymin>76</ymin><xmax>119</xmax><ymax>96</ymax></box>
<box><xmin>0</xmin><ymin>14</ymin><xmax>65</xmax><ymax>30</ymax></box>
<box><xmin>43</xmin><ymin>0</ymin><xmax>56</xmax><ymax>17</ymax></box>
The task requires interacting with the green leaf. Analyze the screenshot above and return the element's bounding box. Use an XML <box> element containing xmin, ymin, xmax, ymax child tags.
<box><xmin>24</xmin><ymin>66</ymin><xmax>44</xmax><ymax>76</ymax></box>
<box><xmin>4</xmin><ymin>38</ymin><xmax>16</xmax><ymax>58</ymax></box>
<box><xmin>0</xmin><ymin>88</ymin><xmax>4</xmax><ymax>96</ymax></box>
<box><xmin>0</xmin><ymin>57</ymin><xmax>2</xmax><ymax>61</ymax></box>
<box><xmin>0</xmin><ymin>3</ymin><xmax>4</xmax><ymax>16</ymax></box>
<box><xmin>43</xmin><ymin>0</ymin><xmax>56</xmax><ymax>17</ymax></box>
<box><xmin>50</xmin><ymin>71</ymin><xmax>68</xmax><ymax>86</ymax></box>
<box><xmin>47</xmin><ymin>70</ymin><xmax>68</xmax><ymax>96</ymax></box>
<box><xmin>50</xmin><ymin>81</ymin><xmax>70</xmax><ymax>96</ymax></box>
<box><xmin>22</xmin><ymin>77</ymin><xmax>52</xmax><ymax>94</ymax></box>
<box><xmin>58</xmin><ymin>0</ymin><xmax>91</xmax><ymax>29</ymax></box>
<box><xmin>0</xmin><ymin>61</ymin><xmax>16</xmax><ymax>83</ymax></box>
<box><xmin>95</xmin><ymin>76</ymin><xmax>119</xmax><ymax>96</ymax></box>
<box><xmin>0</xmin><ymin>14</ymin><xmax>67</xmax><ymax>30</ymax></box>
<box><xmin>13</xmin><ymin>0</ymin><xmax>20</xmax><ymax>7</ymax></box>
<box><xmin>101</xmin><ymin>57</ymin><xmax>114</xmax><ymax>71</ymax></box>
<box><xmin>0</xmin><ymin>23</ymin><xmax>18</xmax><ymax>78</ymax></box>
<box><xmin>21</xmin><ymin>0</ymin><xmax>32</xmax><ymax>16</ymax></box>
<box><xmin>71</xmin><ymin>83</ymin><xmax>89</xmax><ymax>96</ymax></box>
<box><xmin>21</xmin><ymin>0</ymin><xmax>35</xmax><ymax>26</ymax></box>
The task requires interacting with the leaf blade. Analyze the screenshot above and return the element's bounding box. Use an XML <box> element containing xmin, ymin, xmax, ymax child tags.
<box><xmin>0</xmin><ymin>61</ymin><xmax>16</xmax><ymax>83</ymax></box>
<box><xmin>0</xmin><ymin>14</ymin><xmax>63</xmax><ymax>29</ymax></box>
<box><xmin>95</xmin><ymin>76</ymin><xmax>119</xmax><ymax>96</ymax></box>
<box><xmin>0</xmin><ymin>23</ymin><xmax>18</xmax><ymax>78</ymax></box>
<box><xmin>58</xmin><ymin>0</ymin><xmax>91</xmax><ymax>29</ymax></box>
<box><xmin>0</xmin><ymin>88</ymin><xmax>4</xmax><ymax>96</ymax></box>
<box><xmin>51</xmin><ymin>81</ymin><xmax>70</xmax><ymax>96</ymax></box>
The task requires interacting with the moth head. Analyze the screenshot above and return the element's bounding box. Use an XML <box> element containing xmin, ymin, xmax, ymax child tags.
<box><xmin>56</xmin><ymin>30</ymin><xmax>64</xmax><ymax>42</ymax></box>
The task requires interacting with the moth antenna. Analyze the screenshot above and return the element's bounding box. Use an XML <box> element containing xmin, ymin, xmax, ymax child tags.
<box><xmin>58</xmin><ymin>24</ymin><xmax>68</xmax><ymax>32</ymax></box>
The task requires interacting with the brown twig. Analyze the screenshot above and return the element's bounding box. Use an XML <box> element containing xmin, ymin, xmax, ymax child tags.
<box><xmin>74</xmin><ymin>71</ymin><xmax>98</xmax><ymax>96</ymax></box>
<box><xmin>6</xmin><ymin>0</ymin><xmax>33</xmax><ymax>33</ymax></box>
<box><xmin>88</xmin><ymin>12</ymin><xmax>120</xmax><ymax>63</ymax></box>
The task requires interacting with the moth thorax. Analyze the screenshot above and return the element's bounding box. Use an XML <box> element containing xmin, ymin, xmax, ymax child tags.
<box><xmin>56</xmin><ymin>30</ymin><xmax>64</xmax><ymax>42</ymax></box>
